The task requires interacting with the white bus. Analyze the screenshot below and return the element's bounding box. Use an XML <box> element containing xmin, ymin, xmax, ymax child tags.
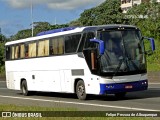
<box><xmin>5</xmin><ymin>25</ymin><xmax>155</xmax><ymax>100</ymax></box>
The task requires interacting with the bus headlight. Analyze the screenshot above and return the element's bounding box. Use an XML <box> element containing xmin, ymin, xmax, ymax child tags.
<box><xmin>142</xmin><ymin>81</ymin><xmax>147</xmax><ymax>85</ymax></box>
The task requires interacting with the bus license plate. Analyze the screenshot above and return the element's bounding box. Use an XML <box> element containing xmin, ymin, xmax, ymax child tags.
<box><xmin>125</xmin><ymin>85</ymin><xmax>133</xmax><ymax>89</ymax></box>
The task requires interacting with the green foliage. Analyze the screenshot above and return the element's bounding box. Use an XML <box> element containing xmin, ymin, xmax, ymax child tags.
<box><xmin>145</xmin><ymin>40</ymin><xmax>160</xmax><ymax>71</ymax></box>
<box><xmin>127</xmin><ymin>1</ymin><xmax>160</xmax><ymax>71</ymax></box>
<box><xmin>0</xmin><ymin>35</ymin><xmax>6</xmax><ymax>75</ymax></box>
<box><xmin>76</xmin><ymin>0</ymin><xmax>124</xmax><ymax>26</ymax></box>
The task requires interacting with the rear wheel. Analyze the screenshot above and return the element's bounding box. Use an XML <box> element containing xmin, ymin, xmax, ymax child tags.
<box><xmin>21</xmin><ymin>80</ymin><xmax>30</xmax><ymax>96</ymax></box>
<box><xmin>76</xmin><ymin>80</ymin><xmax>87</xmax><ymax>100</ymax></box>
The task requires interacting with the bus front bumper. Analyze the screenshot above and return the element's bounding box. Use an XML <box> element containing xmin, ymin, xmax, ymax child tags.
<box><xmin>99</xmin><ymin>80</ymin><xmax>148</xmax><ymax>94</ymax></box>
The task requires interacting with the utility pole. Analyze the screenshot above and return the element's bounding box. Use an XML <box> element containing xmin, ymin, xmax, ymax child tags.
<box><xmin>31</xmin><ymin>0</ymin><xmax>33</xmax><ymax>37</ymax></box>
<box><xmin>132</xmin><ymin>0</ymin><xmax>134</xmax><ymax>7</ymax></box>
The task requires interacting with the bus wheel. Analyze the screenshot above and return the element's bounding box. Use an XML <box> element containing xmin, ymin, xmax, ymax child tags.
<box><xmin>76</xmin><ymin>80</ymin><xmax>87</xmax><ymax>100</ymax></box>
<box><xmin>21</xmin><ymin>80</ymin><xmax>30</xmax><ymax>96</ymax></box>
<box><xmin>115</xmin><ymin>92</ymin><xmax>126</xmax><ymax>98</ymax></box>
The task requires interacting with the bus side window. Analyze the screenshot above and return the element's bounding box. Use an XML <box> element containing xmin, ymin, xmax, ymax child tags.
<box><xmin>38</xmin><ymin>40</ymin><xmax>49</xmax><ymax>57</ymax></box>
<box><xmin>78</xmin><ymin>33</ymin><xmax>86</xmax><ymax>52</ymax></box>
<box><xmin>20</xmin><ymin>44</ymin><xmax>25</xmax><ymax>59</ymax></box>
<box><xmin>50</xmin><ymin>37</ymin><xmax>64</xmax><ymax>55</ymax></box>
<box><xmin>25</xmin><ymin>44</ymin><xmax>29</xmax><ymax>58</ymax></box>
<box><xmin>15</xmin><ymin>45</ymin><xmax>20</xmax><ymax>59</ymax></box>
<box><xmin>11</xmin><ymin>46</ymin><xmax>15</xmax><ymax>60</ymax></box>
<box><xmin>28</xmin><ymin>42</ymin><xmax>37</xmax><ymax>58</ymax></box>
<box><xmin>65</xmin><ymin>34</ymin><xmax>81</xmax><ymax>53</ymax></box>
<box><xmin>84</xmin><ymin>32</ymin><xmax>96</xmax><ymax>49</ymax></box>
<box><xmin>6</xmin><ymin>46</ymin><xmax>11</xmax><ymax>60</ymax></box>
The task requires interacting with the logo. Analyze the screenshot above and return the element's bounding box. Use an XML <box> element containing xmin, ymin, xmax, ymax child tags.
<box><xmin>2</xmin><ymin>112</ymin><xmax>11</xmax><ymax>117</ymax></box>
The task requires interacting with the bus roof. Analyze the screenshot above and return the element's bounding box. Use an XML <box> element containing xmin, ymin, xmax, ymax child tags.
<box><xmin>5</xmin><ymin>24</ymin><xmax>137</xmax><ymax>46</ymax></box>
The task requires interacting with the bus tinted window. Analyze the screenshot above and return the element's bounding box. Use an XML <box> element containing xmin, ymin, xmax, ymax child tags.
<box><xmin>6</xmin><ymin>46</ymin><xmax>11</xmax><ymax>60</ymax></box>
<box><xmin>50</xmin><ymin>37</ymin><xmax>64</xmax><ymax>55</ymax></box>
<box><xmin>38</xmin><ymin>40</ymin><xmax>49</xmax><ymax>57</ymax></box>
<box><xmin>65</xmin><ymin>34</ymin><xmax>81</xmax><ymax>53</ymax></box>
<box><xmin>78</xmin><ymin>33</ymin><xmax>86</xmax><ymax>52</ymax></box>
<box><xmin>84</xmin><ymin>32</ymin><xmax>95</xmax><ymax>49</ymax></box>
<box><xmin>28</xmin><ymin>42</ymin><xmax>37</xmax><ymax>58</ymax></box>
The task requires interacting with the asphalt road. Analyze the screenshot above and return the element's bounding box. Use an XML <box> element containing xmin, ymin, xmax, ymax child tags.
<box><xmin>0</xmin><ymin>81</ymin><xmax>160</xmax><ymax>111</ymax></box>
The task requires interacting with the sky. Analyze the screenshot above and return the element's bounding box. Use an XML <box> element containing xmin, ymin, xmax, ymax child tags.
<box><xmin>0</xmin><ymin>0</ymin><xmax>106</xmax><ymax>37</ymax></box>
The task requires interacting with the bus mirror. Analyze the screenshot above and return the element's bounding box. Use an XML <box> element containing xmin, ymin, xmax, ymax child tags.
<box><xmin>148</xmin><ymin>38</ymin><xmax>155</xmax><ymax>51</ymax></box>
<box><xmin>90</xmin><ymin>39</ymin><xmax>105</xmax><ymax>55</ymax></box>
<box><xmin>144</xmin><ymin>37</ymin><xmax>155</xmax><ymax>51</ymax></box>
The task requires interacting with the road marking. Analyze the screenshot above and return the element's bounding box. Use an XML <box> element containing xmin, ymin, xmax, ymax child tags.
<box><xmin>0</xmin><ymin>95</ymin><xmax>159</xmax><ymax>111</ymax></box>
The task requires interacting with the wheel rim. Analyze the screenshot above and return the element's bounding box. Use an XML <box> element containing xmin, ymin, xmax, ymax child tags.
<box><xmin>78</xmin><ymin>85</ymin><xmax>85</xmax><ymax>97</ymax></box>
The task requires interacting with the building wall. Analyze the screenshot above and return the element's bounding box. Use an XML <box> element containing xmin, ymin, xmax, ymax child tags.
<box><xmin>121</xmin><ymin>0</ymin><xmax>159</xmax><ymax>13</ymax></box>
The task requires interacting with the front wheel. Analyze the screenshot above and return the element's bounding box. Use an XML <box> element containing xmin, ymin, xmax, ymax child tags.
<box><xmin>76</xmin><ymin>80</ymin><xmax>87</xmax><ymax>100</ymax></box>
<box><xmin>21</xmin><ymin>80</ymin><xmax>30</xmax><ymax>96</ymax></box>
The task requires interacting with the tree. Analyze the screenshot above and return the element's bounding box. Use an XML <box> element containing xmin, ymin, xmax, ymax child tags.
<box><xmin>13</xmin><ymin>29</ymin><xmax>32</xmax><ymax>40</ymax></box>
<box><xmin>78</xmin><ymin>0</ymin><xmax>123</xmax><ymax>26</ymax></box>
<box><xmin>0</xmin><ymin>34</ymin><xmax>6</xmax><ymax>74</ymax></box>
<box><xmin>33</xmin><ymin>22</ymin><xmax>51</xmax><ymax>36</ymax></box>
<box><xmin>127</xmin><ymin>1</ymin><xmax>160</xmax><ymax>71</ymax></box>
<box><xmin>127</xmin><ymin>1</ymin><xmax>160</xmax><ymax>40</ymax></box>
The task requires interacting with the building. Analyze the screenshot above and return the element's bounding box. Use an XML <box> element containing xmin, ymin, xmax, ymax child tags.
<box><xmin>121</xmin><ymin>0</ymin><xmax>160</xmax><ymax>13</ymax></box>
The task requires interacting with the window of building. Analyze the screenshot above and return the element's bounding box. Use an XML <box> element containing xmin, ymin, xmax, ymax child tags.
<box><xmin>50</xmin><ymin>37</ymin><xmax>64</xmax><ymax>55</ymax></box>
<box><xmin>28</xmin><ymin>42</ymin><xmax>37</xmax><ymax>58</ymax></box>
<box><xmin>38</xmin><ymin>40</ymin><xmax>49</xmax><ymax>57</ymax></box>
<box><xmin>65</xmin><ymin>34</ymin><xmax>81</xmax><ymax>53</ymax></box>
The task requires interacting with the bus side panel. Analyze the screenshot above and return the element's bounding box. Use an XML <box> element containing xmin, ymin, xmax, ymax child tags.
<box><xmin>83</xmin><ymin>70</ymin><xmax>100</xmax><ymax>95</ymax></box>
<box><xmin>63</xmin><ymin>70</ymin><xmax>73</xmax><ymax>93</ymax></box>
<box><xmin>32</xmin><ymin>71</ymin><xmax>61</xmax><ymax>92</ymax></box>
<box><xmin>6</xmin><ymin>72</ymin><xmax>15</xmax><ymax>89</ymax></box>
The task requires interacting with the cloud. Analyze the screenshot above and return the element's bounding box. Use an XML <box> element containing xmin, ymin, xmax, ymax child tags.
<box><xmin>5</xmin><ymin>0</ymin><xmax>106</xmax><ymax>10</ymax></box>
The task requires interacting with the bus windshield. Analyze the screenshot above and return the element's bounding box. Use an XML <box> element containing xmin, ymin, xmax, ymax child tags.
<box><xmin>98</xmin><ymin>30</ymin><xmax>146</xmax><ymax>74</ymax></box>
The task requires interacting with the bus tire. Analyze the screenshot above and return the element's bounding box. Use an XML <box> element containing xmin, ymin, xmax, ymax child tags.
<box><xmin>21</xmin><ymin>80</ymin><xmax>30</xmax><ymax>96</ymax></box>
<box><xmin>76</xmin><ymin>80</ymin><xmax>87</xmax><ymax>100</ymax></box>
<box><xmin>115</xmin><ymin>92</ymin><xmax>126</xmax><ymax>98</ymax></box>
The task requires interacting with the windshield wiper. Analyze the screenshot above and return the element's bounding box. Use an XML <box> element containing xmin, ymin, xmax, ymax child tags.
<box><xmin>112</xmin><ymin>57</ymin><xmax>124</xmax><ymax>77</ymax></box>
